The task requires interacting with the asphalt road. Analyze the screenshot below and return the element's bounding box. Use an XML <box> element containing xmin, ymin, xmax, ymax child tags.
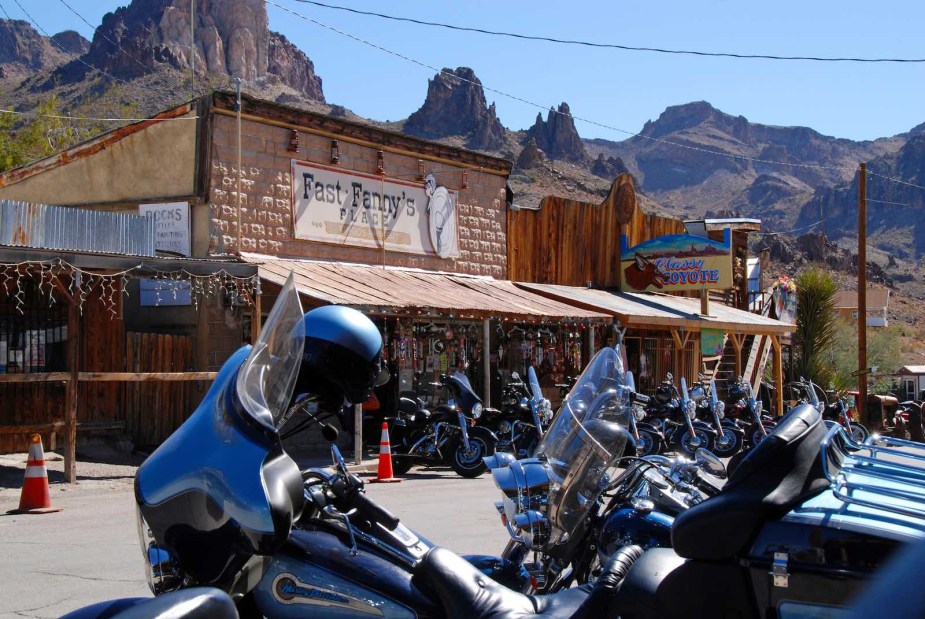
<box><xmin>0</xmin><ymin>457</ymin><xmax>508</xmax><ymax>618</ymax></box>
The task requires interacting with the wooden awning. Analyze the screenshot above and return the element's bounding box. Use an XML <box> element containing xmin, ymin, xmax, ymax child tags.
<box><xmin>245</xmin><ymin>254</ymin><xmax>609</xmax><ymax>322</ymax></box>
<box><xmin>516</xmin><ymin>282</ymin><xmax>792</xmax><ymax>335</ymax></box>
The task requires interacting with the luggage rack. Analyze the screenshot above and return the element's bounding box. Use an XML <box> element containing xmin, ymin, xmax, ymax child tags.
<box><xmin>821</xmin><ymin>425</ymin><xmax>925</xmax><ymax>521</ymax></box>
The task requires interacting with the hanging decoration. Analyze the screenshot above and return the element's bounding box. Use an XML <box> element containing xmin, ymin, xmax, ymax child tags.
<box><xmin>0</xmin><ymin>258</ymin><xmax>259</xmax><ymax>317</ymax></box>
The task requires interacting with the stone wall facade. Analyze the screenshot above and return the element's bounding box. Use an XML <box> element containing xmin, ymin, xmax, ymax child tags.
<box><xmin>206</xmin><ymin>113</ymin><xmax>509</xmax><ymax>277</ymax></box>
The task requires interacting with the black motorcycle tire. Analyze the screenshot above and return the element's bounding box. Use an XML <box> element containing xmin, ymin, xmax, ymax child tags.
<box><xmin>448</xmin><ymin>429</ymin><xmax>495</xmax><ymax>478</ymax></box>
<box><xmin>824</xmin><ymin>419</ymin><xmax>870</xmax><ymax>443</ymax></box>
<box><xmin>674</xmin><ymin>428</ymin><xmax>714</xmax><ymax>456</ymax></box>
<box><xmin>747</xmin><ymin>422</ymin><xmax>774</xmax><ymax>449</ymax></box>
<box><xmin>391</xmin><ymin>455</ymin><xmax>414</xmax><ymax>475</ymax></box>
<box><xmin>712</xmin><ymin>426</ymin><xmax>743</xmax><ymax>458</ymax></box>
<box><xmin>635</xmin><ymin>430</ymin><xmax>663</xmax><ymax>457</ymax></box>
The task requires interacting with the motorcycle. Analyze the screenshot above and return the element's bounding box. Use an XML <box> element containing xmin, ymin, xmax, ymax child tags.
<box><xmin>130</xmin><ymin>276</ymin><xmax>531</xmax><ymax>618</ymax></box>
<box><xmin>643</xmin><ymin>373</ymin><xmax>716</xmax><ymax>457</ymax></box>
<box><xmin>787</xmin><ymin>377</ymin><xmax>870</xmax><ymax>443</ymax></box>
<box><xmin>481</xmin><ymin>368</ymin><xmax>552</xmax><ymax>458</ymax></box>
<box><xmin>474</xmin><ymin>347</ymin><xmax>925</xmax><ymax>617</ymax></box>
<box><xmin>726</xmin><ymin>377</ymin><xmax>778</xmax><ymax>450</ymax></box>
<box><xmin>703</xmin><ymin>378</ymin><xmax>744</xmax><ymax>458</ymax></box>
<box><xmin>388</xmin><ymin>372</ymin><xmax>498</xmax><ymax>478</ymax></box>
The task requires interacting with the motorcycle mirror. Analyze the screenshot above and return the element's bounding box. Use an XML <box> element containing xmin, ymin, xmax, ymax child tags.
<box><xmin>511</xmin><ymin>372</ymin><xmax>520</xmax><ymax>380</ymax></box>
<box><xmin>626</xmin><ymin>370</ymin><xmax>636</xmax><ymax>393</ymax></box>
<box><xmin>321</xmin><ymin>423</ymin><xmax>339</xmax><ymax>443</ymax></box>
<box><xmin>375</xmin><ymin>366</ymin><xmax>391</xmax><ymax>387</ymax></box>
<box><xmin>695</xmin><ymin>449</ymin><xmax>727</xmax><ymax>479</ymax></box>
<box><xmin>666</xmin><ymin>372</ymin><xmax>673</xmax><ymax>381</ymax></box>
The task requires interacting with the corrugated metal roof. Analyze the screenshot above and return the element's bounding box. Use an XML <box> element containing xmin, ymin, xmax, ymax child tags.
<box><xmin>0</xmin><ymin>200</ymin><xmax>155</xmax><ymax>257</ymax></box>
<box><xmin>243</xmin><ymin>254</ymin><xmax>609</xmax><ymax>321</ymax></box>
<box><xmin>516</xmin><ymin>282</ymin><xmax>792</xmax><ymax>334</ymax></box>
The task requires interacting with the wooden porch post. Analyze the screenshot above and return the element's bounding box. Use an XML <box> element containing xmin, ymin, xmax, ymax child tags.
<box><xmin>670</xmin><ymin>329</ymin><xmax>692</xmax><ymax>381</ymax></box>
<box><xmin>730</xmin><ymin>333</ymin><xmax>745</xmax><ymax>380</ymax></box>
<box><xmin>483</xmin><ymin>319</ymin><xmax>491</xmax><ymax>408</ymax></box>
<box><xmin>770</xmin><ymin>334</ymin><xmax>783</xmax><ymax>417</ymax></box>
<box><xmin>64</xmin><ymin>280</ymin><xmax>80</xmax><ymax>484</ymax></box>
<box><xmin>250</xmin><ymin>289</ymin><xmax>262</xmax><ymax>342</ymax></box>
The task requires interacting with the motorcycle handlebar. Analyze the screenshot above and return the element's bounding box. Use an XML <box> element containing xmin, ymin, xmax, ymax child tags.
<box><xmin>632</xmin><ymin>393</ymin><xmax>650</xmax><ymax>405</ymax></box>
<box><xmin>353</xmin><ymin>489</ymin><xmax>400</xmax><ymax>531</ymax></box>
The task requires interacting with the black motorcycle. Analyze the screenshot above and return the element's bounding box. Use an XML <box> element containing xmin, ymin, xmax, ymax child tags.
<box><xmin>702</xmin><ymin>378</ymin><xmax>744</xmax><ymax>457</ymax></box>
<box><xmin>643</xmin><ymin>373</ymin><xmax>716</xmax><ymax>456</ymax></box>
<box><xmin>481</xmin><ymin>367</ymin><xmax>551</xmax><ymax>459</ymax></box>
<box><xmin>726</xmin><ymin>377</ymin><xmax>777</xmax><ymax>450</ymax></box>
<box><xmin>389</xmin><ymin>373</ymin><xmax>498</xmax><ymax>478</ymax></box>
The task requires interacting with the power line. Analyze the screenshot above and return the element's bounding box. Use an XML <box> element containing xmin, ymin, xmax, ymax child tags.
<box><xmin>0</xmin><ymin>109</ymin><xmax>198</xmax><ymax>122</ymax></box>
<box><xmin>266</xmin><ymin>0</ymin><xmax>855</xmax><ymax>178</ymax></box>
<box><xmin>10</xmin><ymin>0</ymin><xmax>125</xmax><ymax>84</ymax></box>
<box><xmin>285</xmin><ymin>0</ymin><xmax>925</xmax><ymax>64</ymax></box>
<box><xmin>864</xmin><ymin>197</ymin><xmax>919</xmax><ymax>208</ymax></box>
<box><xmin>866</xmin><ymin>169</ymin><xmax>925</xmax><ymax>191</ymax></box>
<box><xmin>55</xmin><ymin>0</ymin><xmax>149</xmax><ymax>72</ymax></box>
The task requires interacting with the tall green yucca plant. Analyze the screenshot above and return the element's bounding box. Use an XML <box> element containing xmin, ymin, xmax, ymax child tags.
<box><xmin>794</xmin><ymin>268</ymin><xmax>839</xmax><ymax>387</ymax></box>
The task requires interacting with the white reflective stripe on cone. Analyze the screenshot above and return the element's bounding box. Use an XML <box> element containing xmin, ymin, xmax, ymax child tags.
<box><xmin>28</xmin><ymin>443</ymin><xmax>45</xmax><ymax>461</ymax></box>
<box><xmin>379</xmin><ymin>428</ymin><xmax>389</xmax><ymax>442</ymax></box>
<box><xmin>379</xmin><ymin>443</ymin><xmax>391</xmax><ymax>455</ymax></box>
<box><xmin>24</xmin><ymin>466</ymin><xmax>47</xmax><ymax>478</ymax></box>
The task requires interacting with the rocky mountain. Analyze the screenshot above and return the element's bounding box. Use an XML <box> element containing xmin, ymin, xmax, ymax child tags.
<box><xmin>0</xmin><ymin>20</ymin><xmax>87</xmax><ymax>80</ymax></box>
<box><xmin>402</xmin><ymin>67</ymin><xmax>504</xmax><ymax>151</ymax></box>
<box><xmin>798</xmin><ymin>134</ymin><xmax>925</xmax><ymax>260</ymax></box>
<box><xmin>587</xmin><ymin>101</ymin><xmax>904</xmax><ymax>227</ymax></box>
<box><xmin>524</xmin><ymin>103</ymin><xmax>587</xmax><ymax>163</ymax></box>
<box><xmin>6</xmin><ymin>0</ymin><xmax>322</xmax><ymax>105</ymax></box>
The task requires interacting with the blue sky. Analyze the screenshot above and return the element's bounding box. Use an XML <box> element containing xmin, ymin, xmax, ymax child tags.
<box><xmin>10</xmin><ymin>0</ymin><xmax>925</xmax><ymax>143</ymax></box>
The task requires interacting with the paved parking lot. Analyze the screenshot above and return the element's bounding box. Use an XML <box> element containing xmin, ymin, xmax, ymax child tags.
<box><xmin>0</xmin><ymin>453</ymin><xmax>508</xmax><ymax>618</ymax></box>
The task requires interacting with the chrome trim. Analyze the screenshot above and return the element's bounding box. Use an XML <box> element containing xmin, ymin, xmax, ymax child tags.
<box><xmin>458</xmin><ymin>412</ymin><xmax>472</xmax><ymax>451</ymax></box>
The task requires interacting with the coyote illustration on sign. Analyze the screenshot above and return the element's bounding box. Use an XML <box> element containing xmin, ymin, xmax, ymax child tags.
<box><xmin>624</xmin><ymin>253</ymin><xmax>668</xmax><ymax>290</ymax></box>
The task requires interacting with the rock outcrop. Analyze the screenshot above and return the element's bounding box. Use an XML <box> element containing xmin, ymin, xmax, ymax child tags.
<box><xmin>515</xmin><ymin>138</ymin><xmax>545</xmax><ymax>170</ymax></box>
<box><xmin>591</xmin><ymin>153</ymin><xmax>628</xmax><ymax>179</ymax></box>
<box><xmin>524</xmin><ymin>102</ymin><xmax>586</xmax><ymax>163</ymax></box>
<box><xmin>0</xmin><ymin>20</ymin><xmax>79</xmax><ymax>79</ymax></box>
<box><xmin>403</xmin><ymin>67</ymin><xmax>504</xmax><ymax>151</ymax></box>
<box><xmin>46</xmin><ymin>0</ymin><xmax>322</xmax><ymax>100</ymax></box>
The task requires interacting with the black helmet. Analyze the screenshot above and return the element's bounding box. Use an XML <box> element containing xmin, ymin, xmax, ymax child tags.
<box><xmin>294</xmin><ymin>305</ymin><xmax>384</xmax><ymax>407</ymax></box>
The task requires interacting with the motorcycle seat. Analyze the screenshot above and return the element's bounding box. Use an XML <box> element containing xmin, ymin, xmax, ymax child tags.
<box><xmin>59</xmin><ymin>587</ymin><xmax>238</xmax><ymax>618</ymax></box>
<box><xmin>671</xmin><ymin>404</ymin><xmax>828</xmax><ymax>561</ymax></box>
<box><xmin>412</xmin><ymin>545</ymin><xmax>642</xmax><ymax>619</ymax></box>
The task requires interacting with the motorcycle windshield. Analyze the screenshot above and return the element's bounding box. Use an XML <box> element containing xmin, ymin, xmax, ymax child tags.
<box><xmin>534</xmin><ymin>347</ymin><xmax>631</xmax><ymax>542</ymax></box>
<box><xmin>527</xmin><ymin>366</ymin><xmax>543</xmax><ymax>404</ymax></box>
<box><xmin>236</xmin><ymin>274</ymin><xmax>305</xmax><ymax>431</ymax></box>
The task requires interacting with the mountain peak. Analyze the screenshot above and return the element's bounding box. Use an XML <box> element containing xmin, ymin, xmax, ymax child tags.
<box><xmin>403</xmin><ymin>67</ymin><xmax>505</xmax><ymax>151</ymax></box>
<box><xmin>524</xmin><ymin>102</ymin><xmax>586</xmax><ymax>163</ymax></box>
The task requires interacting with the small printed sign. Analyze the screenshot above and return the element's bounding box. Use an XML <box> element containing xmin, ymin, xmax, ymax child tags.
<box><xmin>620</xmin><ymin>229</ymin><xmax>732</xmax><ymax>293</ymax></box>
<box><xmin>140</xmin><ymin>202</ymin><xmax>190</xmax><ymax>257</ymax></box>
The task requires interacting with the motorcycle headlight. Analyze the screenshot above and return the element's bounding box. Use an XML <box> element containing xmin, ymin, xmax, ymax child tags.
<box><xmin>715</xmin><ymin>401</ymin><xmax>725</xmax><ymax>420</ymax></box>
<box><xmin>685</xmin><ymin>401</ymin><xmax>697</xmax><ymax>419</ymax></box>
<box><xmin>136</xmin><ymin>505</ymin><xmax>182</xmax><ymax>594</ymax></box>
<box><xmin>635</xmin><ymin>408</ymin><xmax>646</xmax><ymax>422</ymax></box>
<box><xmin>471</xmin><ymin>402</ymin><xmax>483</xmax><ymax>419</ymax></box>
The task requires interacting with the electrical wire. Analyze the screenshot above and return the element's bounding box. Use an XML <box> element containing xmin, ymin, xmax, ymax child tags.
<box><xmin>283</xmin><ymin>0</ymin><xmax>925</xmax><ymax>64</ymax></box>
<box><xmin>265</xmin><ymin>0</ymin><xmax>855</xmax><ymax>177</ymax></box>
<box><xmin>10</xmin><ymin>0</ymin><xmax>125</xmax><ymax>84</ymax></box>
<box><xmin>864</xmin><ymin>197</ymin><xmax>919</xmax><ymax>208</ymax></box>
<box><xmin>55</xmin><ymin>0</ymin><xmax>149</xmax><ymax>72</ymax></box>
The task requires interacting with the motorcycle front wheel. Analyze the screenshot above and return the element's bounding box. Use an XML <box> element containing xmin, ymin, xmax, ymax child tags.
<box><xmin>825</xmin><ymin>419</ymin><xmax>870</xmax><ymax>443</ymax></box>
<box><xmin>635</xmin><ymin>430</ymin><xmax>663</xmax><ymax>457</ymax></box>
<box><xmin>674</xmin><ymin>428</ymin><xmax>714</xmax><ymax>456</ymax></box>
<box><xmin>448</xmin><ymin>430</ymin><xmax>495</xmax><ymax>478</ymax></box>
<box><xmin>712</xmin><ymin>426</ymin><xmax>743</xmax><ymax>457</ymax></box>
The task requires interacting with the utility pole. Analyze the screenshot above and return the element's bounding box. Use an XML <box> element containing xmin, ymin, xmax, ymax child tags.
<box><xmin>858</xmin><ymin>163</ymin><xmax>868</xmax><ymax>424</ymax></box>
<box><xmin>190</xmin><ymin>0</ymin><xmax>195</xmax><ymax>99</ymax></box>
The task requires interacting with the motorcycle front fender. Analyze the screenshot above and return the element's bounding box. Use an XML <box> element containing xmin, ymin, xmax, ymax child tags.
<box><xmin>692</xmin><ymin>420</ymin><xmax>718</xmax><ymax>437</ymax></box>
<box><xmin>467</xmin><ymin>424</ymin><xmax>499</xmax><ymax>445</ymax></box>
<box><xmin>637</xmin><ymin>422</ymin><xmax>666</xmax><ymax>440</ymax></box>
<box><xmin>721</xmin><ymin>419</ymin><xmax>745</xmax><ymax>435</ymax></box>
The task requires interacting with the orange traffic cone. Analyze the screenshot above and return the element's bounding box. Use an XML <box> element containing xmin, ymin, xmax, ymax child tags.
<box><xmin>368</xmin><ymin>422</ymin><xmax>401</xmax><ymax>483</ymax></box>
<box><xmin>9</xmin><ymin>434</ymin><xmax>62</xmax><ymax>514</ymax></box>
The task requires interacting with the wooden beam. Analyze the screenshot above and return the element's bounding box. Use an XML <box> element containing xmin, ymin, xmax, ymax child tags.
<box><xmin>250</xmin><ymin>291</ymin><xmax>262</xmax><ymax>343</ymax></box>
<box><xmin>0</xmin><ymin>372</ymin><xmax>70</xmax><ymax>383</ymax></box>
<box><xmin>76</xmin><ymin>372</ymin><xmax>218</xmax><ymax>382</ymax></box>
<box><xmin>0</xmin><ymin>423</ymin><xmax>64</xmax><ymax>434</ymax></box>
<box><xmin>770</xmin><ymin>334</ymin><xmax>784</xmax><ymax>417</ymax></box>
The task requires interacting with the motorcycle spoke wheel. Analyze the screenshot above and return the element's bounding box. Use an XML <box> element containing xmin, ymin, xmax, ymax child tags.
<box><xmin>849</xmin><ymin>424</ymin><xmax>870</xmax><ymax>443</ymax></box>
<box><xmin>713</xmin><ymin>428</ymin><xmax>742</xmax><ymax>457</ymax></box>
<box><xmin>636</xmin><ymin>432</ymin><xmax>660</xmax><ymax>457</ymax></box>
<box><xmin>450</xmin><ymin>436</ymin><xmax>490</xmax><ymax>478</ymax></box>
<box><xmin>679</xmin><ymin>430</ymin><xmax>713</xmax><ymax>456</ymax></box>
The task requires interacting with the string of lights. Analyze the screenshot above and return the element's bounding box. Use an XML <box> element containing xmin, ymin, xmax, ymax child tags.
<box><xmin>284</xmin><ymin>0</ymin><xmax>925</xmax><ymax>64</ymax></box>
<box><xmin>10</xmin><ymin>0</ymin><xmax>126</xmax><ymax>85</ymax></box>
<box><xmin>0</xmin><ymin>258</ymin><xmax>259</xmax><ymax>317</ymax></box>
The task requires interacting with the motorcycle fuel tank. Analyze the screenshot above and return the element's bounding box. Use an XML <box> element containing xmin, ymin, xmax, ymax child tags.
<box><xmin>253</xmin><ymin>529</ymin><xmax>440</xmax><ymax>618</ymax></box>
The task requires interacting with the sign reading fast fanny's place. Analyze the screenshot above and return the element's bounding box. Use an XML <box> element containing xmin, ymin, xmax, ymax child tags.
<box><xmin>291</xmin><ymin>160</ymin><xmax>459</xmax><ymax>258</ymax></box>
<box><xmin>620</xmin><ymin>229</ymin><xmax>732</xmax><ymax>293</ymax></box>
